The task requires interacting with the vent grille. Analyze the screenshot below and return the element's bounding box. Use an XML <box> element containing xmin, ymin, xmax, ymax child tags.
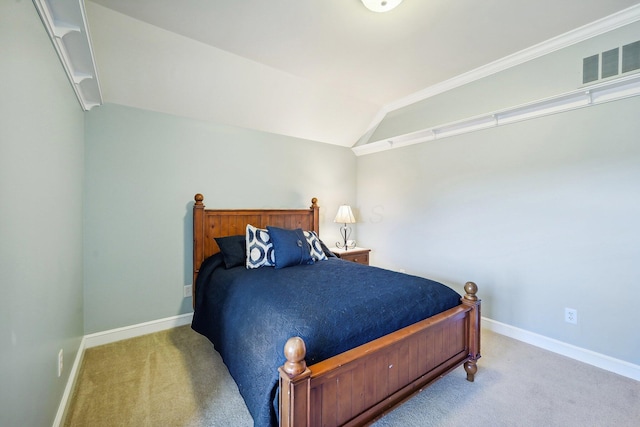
<box><xmin>583</xmin><ymin>55</ymin><xmax>599</xmax><ymax>84</ymax></box>
<box><xmin>601</xmin><ymin>48</ymin><xmax>619</xmax><ymax>79</ymax></box>
<box><xmin>622</xmin><ymin>41</ymin><xmax>640</xmax><ymax>74</ymax></box>
<box><xmin>582</xmin><ymin>40</ymin><xmax>640</xmax><ymax>85</ymax></box>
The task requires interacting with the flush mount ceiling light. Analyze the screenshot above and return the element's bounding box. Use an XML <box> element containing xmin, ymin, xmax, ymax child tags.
<box><xmin>361</xmin><ymin>0</ymin><xmax>403</xmax><ymax>13</ymax></box>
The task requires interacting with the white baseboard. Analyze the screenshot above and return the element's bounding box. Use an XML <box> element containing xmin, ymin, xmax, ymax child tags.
<box><xmin>52</xmin><ymin>336</ymin><xmax>86</xmax><ymax>427</ymax></box>
<box><xmin>54</xmin><ymin>313</ymin><xmax>637</xmax><ymax>426</ymax></box>
<box><xmin>483</xmin><ymin>317</ymin><xmax>640</xmax><ymax>381</ymax></box>
<box><xmin>52</xmin><ymin>313</ymin><xmax>194</xmax><ymax>427</ymax></box>
<box><xmin>84</xmin><ymin>313</ymin><xmax>194</xmax><ymax>348</ymax></box>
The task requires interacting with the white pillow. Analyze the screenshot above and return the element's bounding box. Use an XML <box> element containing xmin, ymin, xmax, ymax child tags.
<box><xmin>304</xmin><ymin>230</ymin><xmax>328</xmax><ymax>261</ymax></box>
<box><xmin>246</xmin><ymin>224</ymin><xmax>275</xmax><ymax>268</ymax></box>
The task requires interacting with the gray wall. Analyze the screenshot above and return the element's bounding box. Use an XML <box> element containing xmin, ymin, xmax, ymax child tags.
<box><xmin>0</xmin><ymin>2</ymin><xmax>85</xmax><ymax>426</ymax></box>
<box><xmin>83</xmin><ymin>104</ymin><xmax>356</xmax><ymax>333</ymax></box>
<box><xmin>356</xmin><ymin>23</ymin><xmax>640</xmax><ymax>365</ymax></box>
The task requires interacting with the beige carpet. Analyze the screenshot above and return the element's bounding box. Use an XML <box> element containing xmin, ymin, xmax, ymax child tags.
<box><xmin>63</xmin><ymin>326</ymin><xmax>252</xmax><ymax>427</ymax></box>
<box><xmin>64</xmin><ymin>325</ymin><xmax>639</xmax><ymax>426</ymax></box>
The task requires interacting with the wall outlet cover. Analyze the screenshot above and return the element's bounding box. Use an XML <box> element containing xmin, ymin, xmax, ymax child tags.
<box><xmin>183</xmin><ymin>285</ymin><xmax>192</xmax><ymax>298</ymax></box>
<box><xmin>57</xmin><ymin>349</ymin><xmax>63</xmax><ymax>377</ymax></box>
<box><xmin>565</xmin><ymin>308</ymin><xmax>578</xmax><ymax>324</ymax></box>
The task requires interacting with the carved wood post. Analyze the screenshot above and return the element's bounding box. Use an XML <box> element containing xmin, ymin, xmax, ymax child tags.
<box><xmin>279</xmin><ymin>337</ymin><xmax>311</xmax><ymax>427</ymax></box>
<box><xmin>461</xmin><ymin>281</ymin><xmax>481</xmax><ymax>382</ymax></box>
<box><xmin>310</xmin><ymin>198</ymin><xmax>319</xmax><ymax>236</ymax></box>
<box><xmin>192</xmin><ymin>193</ymin><xmax>205</xmax><ymax>309</ymax></box>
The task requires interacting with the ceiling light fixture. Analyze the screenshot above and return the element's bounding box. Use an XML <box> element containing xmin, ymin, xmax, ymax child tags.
<box><xmin>361</xmin><ymin>0</ymin><xmax>403</xmax><ymax>13</ymax></box>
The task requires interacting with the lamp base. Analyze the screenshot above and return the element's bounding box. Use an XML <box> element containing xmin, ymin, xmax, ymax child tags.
<box><xmin>336</xmin><ymin>240</ymin><xmax>357</xmax><ymax>250</ymax></box>
<box><xmin>336</xmin><ymin>224</ymin><xmax>356</xmax><ymax>250</ymax></box>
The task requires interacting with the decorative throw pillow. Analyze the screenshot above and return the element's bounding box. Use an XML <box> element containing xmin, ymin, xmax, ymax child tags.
<box><xmin>214</xmin><ymin>235</ymin><xmax>246</xmax><ymax>269</ymax></box>
<box><xmin>267</xmin><ymin>226</ymin><xmax>314</xmax><ymax>269</ymax></box>
<box><xmin>246</xmin><ymin>224</ymin><xmax>275</xmax><ymax>269</ymax></box>
<box><xmin>303</xmin><ymin>230</ymin><xmax>328</xmax><ymax>261</ymax></box>
<box><xmin>320</xmin><ymin>239</ymin><xmax>337</xmax><ymax>258</ymax></box>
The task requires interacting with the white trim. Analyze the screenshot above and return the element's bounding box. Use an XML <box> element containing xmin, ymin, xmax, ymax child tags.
<box><xmin>357</xmin><ymin>4</ymin><xmax>640</xmax><ymax>143</ymax></box>
<box><xmin>52</xmin><ymin>313</ymin><xmax>194</xmax><ymax>426</ymax></box>
<box><xmin>52</xmin><ymin>336</ymin><xmax>86</xmax><ymax>427</ymax></box>
<box><xmin>388</xmin><ymin>4</ymin><xmax>640</xmax><ymax>112</ymax></box>
<box><xmin>84</xmin><ymin>313</ymin><xmax>194</xmax><ymax>348</ymax></box>
<box><xmin>52</xmin><ymin>312</ymin><xmax>638</xmax><ymax>425</ymax></box>
<box><xmin>33</xmin><ymin>0</ymin><xmax>103</xmax><ymax>111</ymax></box>
<box><xmin>483</xmin><ymin>317</ymin><xmax>640</xmax><ymax>382</ymax></box>
<box><xmin>353</xmin><ymin>72</ymin><xmax>640</xmax><ymax>156</ymax></box>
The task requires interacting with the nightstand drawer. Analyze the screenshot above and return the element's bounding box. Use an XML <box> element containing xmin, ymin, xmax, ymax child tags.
<box><xmin>330</xmin><ymin>248</ymin><xmax>371</xmax><ymax>266</ymax></box>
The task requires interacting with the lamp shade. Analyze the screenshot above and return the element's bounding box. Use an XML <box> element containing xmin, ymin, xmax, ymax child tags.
<box><xmin>334</xmin><ymin>205</ymin><xmax>356</xmax><ymax>224</ymax></box>
<box><xmin>361</xmin><ymin>0</ymin><xmax>403</xmax><ymax>13</ymax></box>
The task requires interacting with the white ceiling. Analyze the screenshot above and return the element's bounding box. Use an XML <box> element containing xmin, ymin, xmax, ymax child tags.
<box><xmin>86</xmin><ymin>0</ymin><xmax>640</xmax><ymax>146</ymax></box>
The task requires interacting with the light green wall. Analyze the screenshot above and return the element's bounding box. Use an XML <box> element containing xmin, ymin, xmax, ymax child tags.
<box><xmin>356</xmin><ymin>24</ymin><xmax>640</xmax><ymax>365</ymax></box>
<box><xmin>83</xmin><ymin>104</ymin><xmax>356</xmax><ymax>333</ymax></box>
<box><xmin>3</xmin><ymin>4</ymin><xmax>638</xmax><ymax>425</ymax></box>
<box><xmin>0</xmin><ymin>2</ymin><xmax>85</xmax><ymax>426</ymax></box>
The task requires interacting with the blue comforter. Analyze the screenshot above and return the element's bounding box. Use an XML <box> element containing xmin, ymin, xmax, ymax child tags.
<box><xmin>192</xmin><ymin>254</ymin><xmax>461</xmax><ymax>426</ymax></box>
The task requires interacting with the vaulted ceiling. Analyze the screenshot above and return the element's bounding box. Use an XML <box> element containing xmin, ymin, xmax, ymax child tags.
<box><xmin>85</xmin><ymin>0</ymin><xmax>640</xmax><ymax>146</ymax></box>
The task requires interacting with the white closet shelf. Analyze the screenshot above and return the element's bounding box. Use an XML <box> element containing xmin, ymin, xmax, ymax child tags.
<box><xmin>34</xmin><ymin>0</ymin><xmax>102</xmax><ymax>111</ymax></box>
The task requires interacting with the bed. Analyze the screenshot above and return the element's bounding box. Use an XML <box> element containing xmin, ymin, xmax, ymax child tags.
<box><xmin>190</xmin><ymin>194</ymin><xmax>481</xmax><ymax>427</ymax></box>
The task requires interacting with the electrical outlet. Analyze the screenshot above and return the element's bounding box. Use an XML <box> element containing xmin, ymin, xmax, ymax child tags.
<box><xmin>183</xmin><ymin>284</ymin><xmax>192</xmax><ymax>298</ymax></box>
<box><xmin>57</xmin><ymin>349</ymin><xmax>63</xmax><ymax>377</ymax></box>
<box><xmin>565</xmin><ymin>308</ymin><xmax>578</xmax><ymax>324</ymax></box>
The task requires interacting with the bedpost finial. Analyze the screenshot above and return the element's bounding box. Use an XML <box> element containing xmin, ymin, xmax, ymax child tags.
<box><xmin>194</xmin><ymin>193</ymin><xmax>204</xmax><ymax>205</ymax></box>
<box><xmin>311</xmin><ymin>197</ymin><xmax>318</xmax><ymax>208</ymax></box>
<box><xmin>463</xmin><ymin>281</ymin><xmax>478</xmax><ymax>301</ymax></box>
<box><xmin>283</xmin><ymin>336</ymin><xmax>307</xmax><ymax>378</ymax></box>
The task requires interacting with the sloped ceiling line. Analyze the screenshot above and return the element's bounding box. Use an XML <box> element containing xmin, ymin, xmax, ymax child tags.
<box><xmin>353</xmin><ymin>72</ymin><xmax>640</xmax><ymax>156</ymax></box>
<box><xmin>36</xmin><ymin>1</ymin><xmax>640</xmax><ymax>146</ymax></box>
<box><xmin>357</xmin><ymin>3</ymin><xmax>640</xmax><ymax>148</ymax></box>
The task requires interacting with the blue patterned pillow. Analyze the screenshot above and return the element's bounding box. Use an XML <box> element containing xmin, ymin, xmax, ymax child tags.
<box><xmin>246</xmin><ymin>224</ymin><xmax>275</xmax><ymax>269</ymax></box>
<box><xmin>303</xmin><ymin>230</ymin><xmax>328</xmax><ymax>261</ymax></box>
<box><xmin>267</xmin><ymin>226</ymin><xmax>314</xmax><ymax>269</ymax></box>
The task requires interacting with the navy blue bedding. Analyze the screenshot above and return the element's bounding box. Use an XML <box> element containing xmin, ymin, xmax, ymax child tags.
<box><xmin>191</xmin><ymin>254</ymin><xmax>461</xmax><ymax>427</ymax></box>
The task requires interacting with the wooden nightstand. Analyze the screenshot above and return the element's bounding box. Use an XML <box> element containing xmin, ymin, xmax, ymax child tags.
<box><xmin>330</xmin><ymin>247</ymin><xmax>371</xmax><ymax>266</ymax></box>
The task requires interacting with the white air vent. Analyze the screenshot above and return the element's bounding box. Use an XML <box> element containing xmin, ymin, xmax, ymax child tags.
<box><xmin>583</xmin><ymin>40</ymin><xmax>640</xmax><ymax>85</ymax></box>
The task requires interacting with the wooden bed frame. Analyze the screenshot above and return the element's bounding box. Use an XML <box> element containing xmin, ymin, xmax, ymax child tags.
<box><xmin>192</xmin><ymin>193</ymin><xmax>481</xmax><ymax>427</ymax></box>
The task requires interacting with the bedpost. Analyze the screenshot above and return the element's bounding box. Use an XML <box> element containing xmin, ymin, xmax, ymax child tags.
<box><xmin>279</xmin><ymin>337</ymin><xmax>311</xmax><ymax>427</ymax></box>
<box><xmin>310</xmin><ymin>197</ymin><xmax>319</xmax><ymax>235</ymax></box>
<box><xmin>192</xmin><ymin>193</ymin><xmax>205</xmax><ymax>309</ymax></box>
<box><xmin>461</xmin><ymin>281</ymin><xmax>481</xmax><ymax>382</ymax></box>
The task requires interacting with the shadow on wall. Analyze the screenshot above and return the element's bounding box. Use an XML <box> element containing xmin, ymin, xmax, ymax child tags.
<box><xmin>181</xmin><ymin>199</ymin><xmax>195</xmax><ymax>313</ymax></box>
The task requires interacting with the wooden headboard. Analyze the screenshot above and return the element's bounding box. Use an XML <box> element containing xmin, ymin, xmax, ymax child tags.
<box><xmin>192</xmin><ymin>193</ymin><xmax>319</xmax><ymax>306</ymax></box>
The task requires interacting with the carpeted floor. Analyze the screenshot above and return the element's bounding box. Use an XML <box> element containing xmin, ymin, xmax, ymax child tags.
<box><xmin>64</xmin><ymin>326</ymin><xmax>252</xmax><ymax>427</ymax></box>
<box><xmin>64</xmin><ymin>326</ymin><xmax>639</xmax><ymax>426</ymax></box>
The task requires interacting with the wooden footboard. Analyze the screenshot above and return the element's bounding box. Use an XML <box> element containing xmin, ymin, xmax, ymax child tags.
<box><xmin>279</xmin><ymin>282</ymin><xmax>481</xmax><ymax>427</ymax></box>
